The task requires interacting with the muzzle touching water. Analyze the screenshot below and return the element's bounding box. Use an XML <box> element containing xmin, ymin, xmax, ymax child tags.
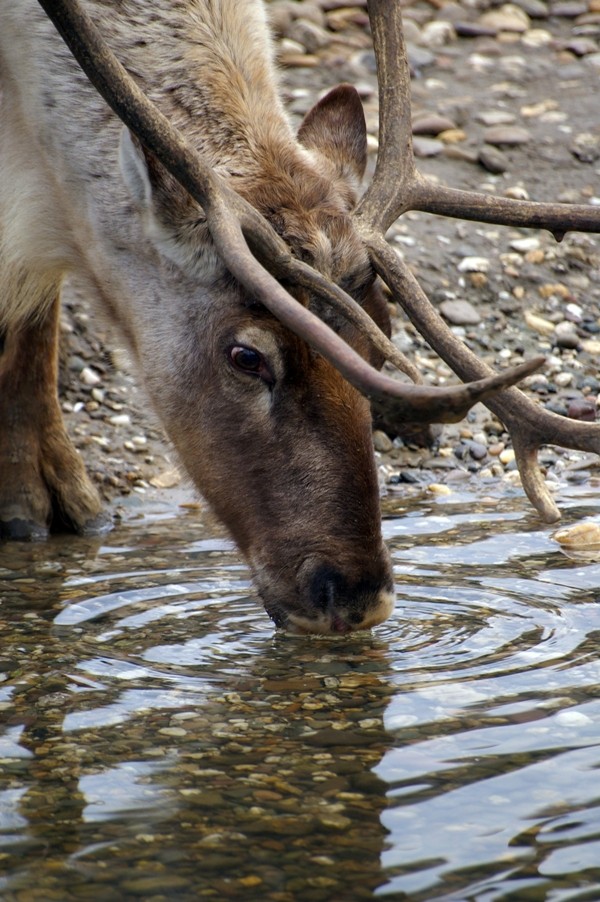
<box><xmin>258</xmin><ymin>551</ymin><xmax>395</xmax><ymax>635</ymax></box>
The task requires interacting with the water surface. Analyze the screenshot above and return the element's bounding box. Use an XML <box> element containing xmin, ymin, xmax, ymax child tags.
<box><xmin>1</xmin><ymin>483</ymin><xmax>599</xmax><ymax>900</ymax></box>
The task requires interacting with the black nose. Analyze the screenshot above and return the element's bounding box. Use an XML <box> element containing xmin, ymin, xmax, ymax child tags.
<box><xmin>306</xmin><ymin>565</ymin><xmax>377</xmax><ymax>630</ymax></box>
<box><xmin>309</xmin><ymin>565</ymin><xmax>342</xmax><ymax>612</ymax></box>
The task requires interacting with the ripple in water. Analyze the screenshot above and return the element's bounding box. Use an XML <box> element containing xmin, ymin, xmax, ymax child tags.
<box><xmin>0</xmin><ymin>489</ymin><xmax>599</xmax><ymax>899</ymax></box>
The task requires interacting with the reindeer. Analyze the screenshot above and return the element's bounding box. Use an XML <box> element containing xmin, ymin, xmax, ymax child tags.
<box><xmin>1</xmin><ymin>0</ymin><xmax>599</xmax><ymax>634</ymax></box>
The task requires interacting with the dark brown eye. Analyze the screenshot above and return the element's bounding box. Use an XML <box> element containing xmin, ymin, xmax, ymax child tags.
<box><xmin>227</xmin><ymin>346</ymin><xmax>274</xmax><ymax>385</ymax></box>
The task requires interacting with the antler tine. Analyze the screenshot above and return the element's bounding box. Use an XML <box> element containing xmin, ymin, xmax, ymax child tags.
<box><xmin>410</xmin><ymin>176</ymin><xmax>600</xmax><ymax>238</ymax></box>
<box><xmin>355</xmin><ymin>0</ymin><xmax>415</xmax><ymax>232</ymax></box>
<box><xmin>367</xmin><ymin>232</ymin><xmax>600</xmax><ymax>522</ymax></box>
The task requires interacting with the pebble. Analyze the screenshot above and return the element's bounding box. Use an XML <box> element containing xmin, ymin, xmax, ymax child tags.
<box><xmin>108</xmin><ymin>413</ymin><xmax>131</xmax><ymax>426</ymax></box>
<box><xmin>567</xmin><ymin>398</ymin><xmax>597</xmax><ymax>421</ymax></box>
<box><xmin>554</xmin><ymin>520</ymin><xmax>600</xmax><ymax>547</ymax></box>
<box><xmin>521</xmin><ymin>28</ymin><xmax>553</xmax><ymax>48</ymax></box>
<box><xmin>80</xmin><ymin>366</ymin><xmax>102</xmax><ymax>387</ymax></box>
<box><xmin>413</xmin><ymin>136</ymin><xmax>444</xmax><ymax>157</ymax></box>
<box><xmin>412</xmin><ymin>113</ymin><xmax>457</xmax><ymax>136</ymax></box>
<box><xmin>516</xmin><ymin>0</ymin><xmax>548</xmax><ymax>16</ymax></box>
<box><xmin>551</xmin><ymin>2</ymin><xmax>590</xmax><ymax>16</ymax></box>
<box><xmin>373</xmin><ymin>430</ymin><xmax>393</xmax><ymax>453</ymax></box>
<box><xmin>406</xmin><ymin>44</ymin><xmax>436</xmax><ymax>71</ymax></box>
<box><xmin>499</xmin><ymin>448</ymin><xmax>516</xmax><ymax>465</ymax></box>
<box><xmin>510</xmin><ymin>237</ymin><xmax>541</xmax><ymax>253</ymax></box>
<box><xmin>554</xmin><ymin>321</ymin><xmax>580</xmax><ymax>349</ymax></box>
<box><xmin>457</xmin><ymin>256</ymin><xmax>491</xmax><ymax>274</ymax></box>
<box><xmin>478</xmin><ymin>145</ymin><xmax>509</xmax><ymax>173</ymax></box>
<box><xmin>555</xmin><ymin>371</ymin><xmax>573</xmax><ymax>387</ymax></box>
<box><xmin>524</xmin><ymin>311</ymin><xmax>555</xmax><ymax>336</ymax></box>
<box><xmin>564</xmin><ymin>37</ymin><xmax>599</xmax><ymax>55</ymax></box>
<box><xmin>439</xmin><ymin>128</ymin><xmax>467</xmax><ymax>144</ymax></box>
<box><xmin>428</xmin><ymin>483</ymin><xmax>452</xmax><ymax>495</ymax></box>
<box><xmin>570</xmin><ymin>131</ymin><xmax>600</xmax><ymax>163</ymax></box>
<box><xmin>420</xmin><ymin>20</ymin><xmax>456</xmax><ymax>47</ymax></box>
<box><xmin>554</xmin><ymin>710</ymin><xmax>593</xmax><ymax>726</ymax></box>
<box><xmin>582</xmin><ymin>338</ymin><xmax>600</xmax><ymax>354</ymax></box>
<box><xmin>439</xmin><ymin>299</ymin><xmax>482</xmax><ymax>325</ymax></box>
<box><xmin>477</xmin><ymin>110</ymin><xmax>517</xmax><ymax>127</ymax></box>
<box><xmin>483</xmin><ymin>125</ymin><xmax>532</xmax><ymax>146</ymax></box>
<box><xmin>478</xmin><ymin>5</ymin><xmax>531</xmax><ymax>33</ymax></box>
<box><xmin>287</xmin><ymin>19</ymin><xmax>330</xmax><ymax>53</ymax></box>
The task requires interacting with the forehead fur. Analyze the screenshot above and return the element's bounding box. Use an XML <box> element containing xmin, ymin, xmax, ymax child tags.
<box><xmin>231</xmin><ymin>142</ymin><xmax>367</xmax><ymax>280</ymax></box>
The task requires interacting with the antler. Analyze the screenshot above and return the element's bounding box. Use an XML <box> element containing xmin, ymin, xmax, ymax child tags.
<box><xmin>356</xmin><ymin>0</ymin><xmax>600</xmax><ymax>523</ymax></box>
<box><xmin>38</xmin><ymin>0</ymin><xmax>544</xmax><ymax>426</ymax></box>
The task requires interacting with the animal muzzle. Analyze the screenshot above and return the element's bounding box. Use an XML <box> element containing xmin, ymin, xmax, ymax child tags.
<box><xmin>263</xmin><ymin>552</ymin><xmax>395</xmax><ymax>635</ymax></box>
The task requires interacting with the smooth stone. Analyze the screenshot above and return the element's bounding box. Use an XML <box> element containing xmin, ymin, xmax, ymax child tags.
<box><xmin>457</xmin><ymin>256</ymin><xmax>490</xmax><ymax>274</ymax></box>
<box><xmin>554</xmin><ymin>322</ymin><xmax>580</xmax><ymax>349</ymax></box>
<box><xmin>412</xmin><ymin>113</ymin><xmax>457</xmax><ymax>135</ymax></box>
<box><xmin>512</xmin><ymin>0</ymin><xmax>549</xmax><ymax>16</ymax></box>
<box><xmin>477</xmin><ymin>110</ymin><xmax>517</xmax><ymax>126</ymax></box>
<box><xmin>564</xmin><ymin>37</ymin><xmax>599</xmax><ymax>55</ymax></box>
<box><xmin>554</xmin><ymin>521</ymin><xmax>600</xmax><ymax>547</ymax></box>
<box><xmin>478</xmin><ymin>5</ymin><xmax>531</xmax><ymax>33</ymax></box>
<box><xmin>567</xmin><ymin>399</ymin><xmax>597</xmax><ymax>421</ymax></box>
<box><xmin>478</xmin><ymin>145</ymin><xmax>509</xmax><ymax>173</ymax></box>
<box><xmin>439</xmin><ymin>299</ymin><xmax>482</xmax><ymax>325</ymax></box>
<box><xmin>406</xmin><ymin>44</ymin><xmax>436</xmax><ymax>71</ymax></box>
<box><xmin>420</xmin><ymin>20</ymin><xmax>456</xmax><ymax>47</ymax></box>
<box><xmin>483</xmin><ymin>125</ymin><xmax>531</xmax><ymax>146</ymax></box>
<box><xmin>550</xmin><ymin>2</ymin><xmax>590</xmax><ymax>16</ymax></box>
<box><xmin>373</xmin><ymin>430</ymin><xmax>393</xmax><ymax>453</ymax></box>
<box><xmin>413</xmin><ymin>136</ymin><xmax>444</xmax><ymax>157</ymax></box>
<box><xmin>454</xmin><ymin>21</ymin><xmax>498</xmax><ymax>38</ymax></box>
<box><xmin>570</xmin><ymin>131</ymin><xmax>600</xmax><ymax>163</ymax></box>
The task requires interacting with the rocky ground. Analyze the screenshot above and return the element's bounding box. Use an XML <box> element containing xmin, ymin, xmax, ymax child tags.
<box><xmin>59</xmin><ymin>0</ymin><xmax>600</xmax><ymax>519</ymax></box>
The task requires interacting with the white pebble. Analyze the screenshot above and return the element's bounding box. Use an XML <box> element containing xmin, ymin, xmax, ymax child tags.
<box><xmin>428</xmin><ymin>483</ymin><xmax>452</xmax><ymax>496</ymax></box>
<box><xmin>109</xmin><ymin>413</ymin><xmax>131</xmax><ymax>427</ymax></box>
<box><xmin>554</xmin><ymin>711</ymin><xmax>592</xmax><ymax>727</ymax></box>
<box><xmin>80</xmin><ymin>366</ymin><xmax>102</xmax><ymax>386</ymax></box>
<box><xmin>555</xmin><ymin>372</ymin><xmax>573</xmax><ymax>387</ymax></box>
<box><xmin>510</xmin><ymin>237</ymin><xmax>540</xmax><ymax>253</ymax></box>
<box><xmin>458</xmin><ymin>256</ymin><xmax>490</xmax><ymax>273</ymax></box>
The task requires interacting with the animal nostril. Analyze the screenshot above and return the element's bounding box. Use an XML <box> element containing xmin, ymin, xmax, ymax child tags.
<box><xmin>308</xmin><ymin>565</ymin><xmax>344</xmax><ymax>612</ymax></box>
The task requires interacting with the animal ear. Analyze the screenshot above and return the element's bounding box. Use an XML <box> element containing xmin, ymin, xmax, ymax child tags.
<box><xmin>119</xmin><ymin>127</ymin><xmax>214</xmax><ymax>274</ymax></box>
<box><xmin>119</xmin><ymin>127</ymin><xmax>195</xmax><ymax>223</ymax></box>
<box><xmin>297</xmin><ymin>84</ymin><xmax>367</xmax><ymax>184</ymax></box>
<box><xmin>119</xmin><ymin>128</ymin><xmax>154</xmax><ymax>209</ymax></box>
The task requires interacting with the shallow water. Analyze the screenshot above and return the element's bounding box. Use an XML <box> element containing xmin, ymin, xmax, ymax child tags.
<box><xmin>1</xmin><ymin>483</ymin><xmax>600</xmax><ymax>901</ymax></box>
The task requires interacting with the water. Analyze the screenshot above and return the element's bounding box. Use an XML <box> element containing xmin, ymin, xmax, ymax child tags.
<box><xmin>1</xmin><ymin>482</ymin><xmax>600</xmax><ymax>901</ymax></box>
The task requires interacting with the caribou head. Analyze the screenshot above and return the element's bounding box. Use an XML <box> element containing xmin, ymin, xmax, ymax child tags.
<box><xmin>32</xmin><ymin>0</ymin><xmax>600</xmax><ymax>633</ymax></box>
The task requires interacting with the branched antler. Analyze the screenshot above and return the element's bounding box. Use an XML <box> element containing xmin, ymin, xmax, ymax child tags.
<box><xmin>356</xmin><ymin>0</ymin><xmax>600</xmax><ymax>523</ymax></box>
<box><xmin>38</xmin><ymin>0</ymin><xmax>542</xmax><ymax>426</ymax></box>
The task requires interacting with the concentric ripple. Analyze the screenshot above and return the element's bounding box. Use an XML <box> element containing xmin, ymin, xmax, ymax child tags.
<box><xmin>1</xmin><ymin>488</ymin><xmax>599</xmax><ymax>900</ymax></box>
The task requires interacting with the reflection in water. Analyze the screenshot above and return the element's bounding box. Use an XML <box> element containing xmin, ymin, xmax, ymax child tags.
<box><xmin>1</xmin><ymin>485</ymin><xmax>600</xmax><ymax>900</ymax></box>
